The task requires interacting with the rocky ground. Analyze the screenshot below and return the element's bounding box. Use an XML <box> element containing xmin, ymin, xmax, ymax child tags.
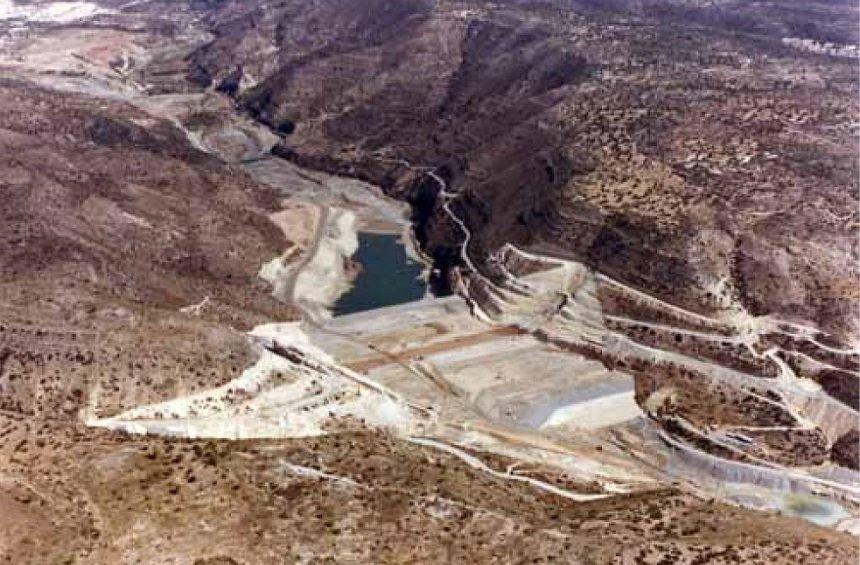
<box><xmin>0</xmin><ymin>0</ymin><xmax>858</xmax><ymax>563</ymax></box>
<box><xmin>181</xmin><ymin>0</ymin><xmax>860</xmax><ymax>477</ymax></box>
<box><xmin>4</xmin><ymin>419</ymin><xmax>856</xmax><ymax>564</ymax></box>
<box><xmin>189</xmin><ymin>0</ymin><xmax>859</xmax><ymax>342</ymax></box>
<box><xmin>0</xmin><ymin>75</ymin><xmax>299</xmax><ymax>415</ymax></box>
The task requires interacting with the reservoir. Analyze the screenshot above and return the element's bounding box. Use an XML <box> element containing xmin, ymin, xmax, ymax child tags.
<box><xmin>332</xmin><ymin>232</ymin><xmax>426</xmax><ymax>316</ymax></box>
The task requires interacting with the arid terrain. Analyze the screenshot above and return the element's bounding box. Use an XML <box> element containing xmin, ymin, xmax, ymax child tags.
<box><xmin>0</xmin><ymin>0</ymin><xmax>858</xmax><ymax>563</ymax></box>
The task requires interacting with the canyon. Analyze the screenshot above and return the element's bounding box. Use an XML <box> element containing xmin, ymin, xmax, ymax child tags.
<box><xmin>0</xmin><ymin>0</ymin><xmax>858</xmax><ymax>563</ymax></box>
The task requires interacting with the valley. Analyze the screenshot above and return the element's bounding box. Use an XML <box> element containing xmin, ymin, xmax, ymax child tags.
<box><xmin>0</xmin><ymin>1</ymin><xmax>857</xmax><ymax>563</ymax></box>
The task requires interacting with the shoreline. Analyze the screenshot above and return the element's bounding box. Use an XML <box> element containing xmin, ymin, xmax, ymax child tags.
<box><xmin>256</xmin><ymin>162</ymin><xmax>435</xmax><ymax>323</ymax></box>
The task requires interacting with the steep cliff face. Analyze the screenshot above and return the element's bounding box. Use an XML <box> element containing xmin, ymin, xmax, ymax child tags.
<box><xmin>186</xmin><ymin>0</ymin><xmax>859</xmax><ymax>345</ymax></box>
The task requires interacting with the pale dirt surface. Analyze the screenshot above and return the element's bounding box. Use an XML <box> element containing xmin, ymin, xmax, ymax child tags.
<box><xmin>0</xmin><ymin>0</ymin><xmax>109</xmax><ymax>23</ymax></box>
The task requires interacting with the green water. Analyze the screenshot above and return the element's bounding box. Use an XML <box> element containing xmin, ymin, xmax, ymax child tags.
<box><xmin>333</xmin><ymin>232</ymin><xmax>426</xmax><ymax>316</ymax></box>
<box><xmin>779</xmin><ymin>493</ymin><xmax>850</xmax><ymax>527</ymax></box>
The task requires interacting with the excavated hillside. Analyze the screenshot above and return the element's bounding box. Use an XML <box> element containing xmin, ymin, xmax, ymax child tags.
<box><xmin>187</xmin><ymin>0</ymin><xmax>859</xmax><ymax>345</ymax></box>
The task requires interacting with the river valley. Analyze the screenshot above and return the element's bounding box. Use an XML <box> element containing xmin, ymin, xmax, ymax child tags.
<box><xmin>1</xmin><ymin>2</ymin><xmax>858</xmax><ymax>563</ymax></box>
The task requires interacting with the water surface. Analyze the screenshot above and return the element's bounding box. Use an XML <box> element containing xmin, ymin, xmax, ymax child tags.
<box><xmin>333</xmin><ymin>232</ymin><xmax>426</xmax><ymax>316</ymax></box>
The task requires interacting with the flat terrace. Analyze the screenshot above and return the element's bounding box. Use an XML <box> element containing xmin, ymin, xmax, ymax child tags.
<box><xmin>305</xmin><ymin>295</ymin><xmax>642</xmax><ymax>431</ymax></box>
